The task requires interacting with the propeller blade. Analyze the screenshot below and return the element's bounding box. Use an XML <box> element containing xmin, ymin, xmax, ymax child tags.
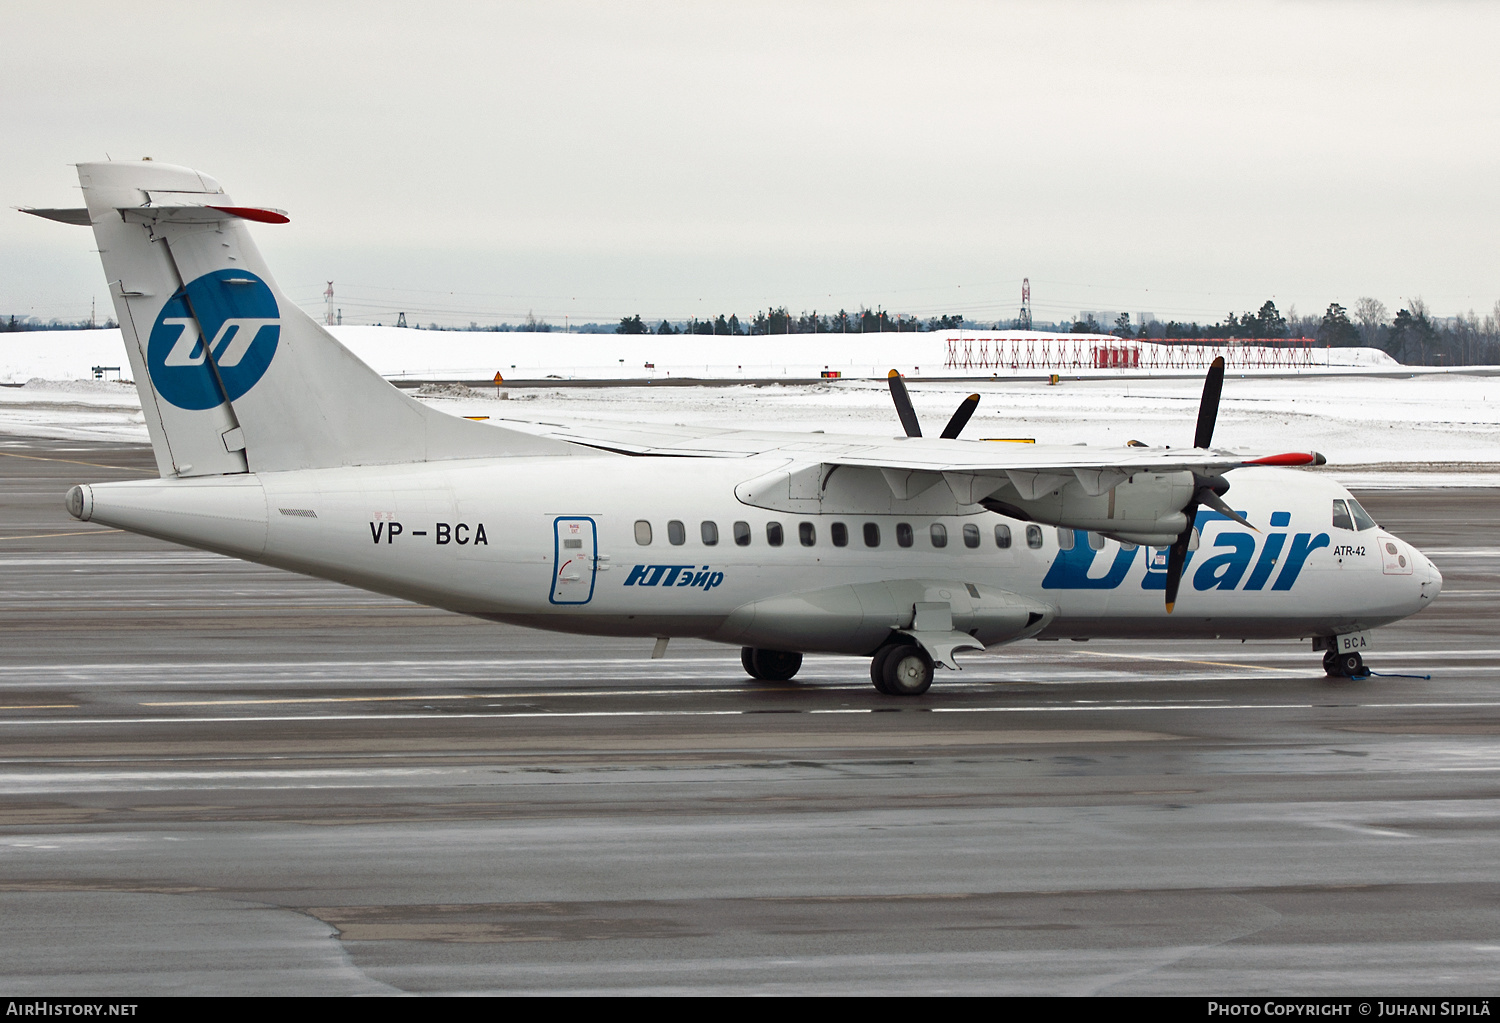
<box><xmin>1193</xmin><ymin>356</ymin><xmax>1226</xmax><ymax>449</ymax></box>
<box><xmin>887</xmin><ymin>370</ymin><xmax>922</xmax><ymax>438</ymax></box>
<box><xmin>1163</xmin><ymin>511</ymin><xmax>1196</xmax><ymax>615</ymax></box>
<box><xmin>939</xmin><ymin>394</ymin><xmax>980</xmax><ymax>440</ymax></box>
<box><xmin>1167</xmin><ymin>358</ymin><xmax>1233</xmax><ymax>612</ymax></box>
<box><xmin>1197</xmin><ymin>488</ymin><xmax>1257</xmax><ymax>531</ymax></box>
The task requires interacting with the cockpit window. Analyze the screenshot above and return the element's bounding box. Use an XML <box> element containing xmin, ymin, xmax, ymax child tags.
<box><xmin>1347</xmin><ymin>498</ymin><xmax>1378</xmax><ymax>531</ymax></box>
<box><xmin>1332</xmin><ymin>499</ymin><xmax>1354</xmax><ymax>531</ymax></box>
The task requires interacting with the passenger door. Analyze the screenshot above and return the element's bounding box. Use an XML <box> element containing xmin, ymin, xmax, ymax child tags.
<box><xmin>551</xmin><ymin>516</ymin><xmax>598</xmax><ymax>605</ymax></box>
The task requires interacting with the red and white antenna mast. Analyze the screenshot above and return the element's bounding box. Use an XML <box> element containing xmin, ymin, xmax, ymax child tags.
<box><xmin>324</xmin><ymin>282</ymin><xmax>335</xmax><ymax>326</ymax></box>
<box><xmin>1019</xmin><ymin>277</ymin><xmax>1033</xmax><ymax>330</ymax></box>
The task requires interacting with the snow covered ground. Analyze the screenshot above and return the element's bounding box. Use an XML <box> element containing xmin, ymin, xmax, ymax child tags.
<box><xmin>1</xmin><ymin>326</ymin><xmax>1402</xmax><ymax>385</ymax></box>
<box><xmin>5</xmin><ymin>371</ymin><xmax>1499</xmax><ymax>489</ymax></box>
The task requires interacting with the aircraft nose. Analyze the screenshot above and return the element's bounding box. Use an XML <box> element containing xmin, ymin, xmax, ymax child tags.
<box><xmin>1421</xmin><ymin>554</ymin><xmax>1443</xmax><ymax>600</ymax></box>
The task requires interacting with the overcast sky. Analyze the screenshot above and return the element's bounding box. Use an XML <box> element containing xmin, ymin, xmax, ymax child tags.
<box><xmin>5</xmin><ymin>1</ymin><xmax>1497</xmax><ymax>327</ymax></box>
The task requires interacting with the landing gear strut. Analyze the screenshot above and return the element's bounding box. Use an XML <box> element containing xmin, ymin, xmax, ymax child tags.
<box><xmin>741</xmin><ymin>647</ymin><xmax>803</xmax><ymax>682</ymax></box>
<box><xmin>870</xmin><ymin>643</ymin><xmax>934</xmax><ymax>696</ymax></box>
<box><xmin>1323</xmin><ymin>649</ymin><xmax>1366</xmax><ymax>678</ymax></box>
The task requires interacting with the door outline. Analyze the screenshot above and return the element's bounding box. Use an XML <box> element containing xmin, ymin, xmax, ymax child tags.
<box><xmin>550</xmin><ymin>516</ymin><xmax>598</xmax><ymax>605</ymax></box>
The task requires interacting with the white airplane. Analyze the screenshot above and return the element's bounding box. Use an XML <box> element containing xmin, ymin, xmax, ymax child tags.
<box><xmin>24</xmin><ymin>161</ymin><xmax>1442</xmax><ymax>695</ymax></box>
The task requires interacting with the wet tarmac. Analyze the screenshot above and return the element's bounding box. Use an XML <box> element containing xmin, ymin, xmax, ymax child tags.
<box><xmin>1</xmin><ymin>436</ymin><xmax>1497</xmax><ymax>994</ymax></box>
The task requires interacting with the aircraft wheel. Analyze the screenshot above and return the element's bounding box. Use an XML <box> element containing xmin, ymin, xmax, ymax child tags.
<box><xmin>749</xmin><ymin>648</ymin><xmax>803</xmax><ymax>682</ymax></box>
<box><xmin>1322</xmin><ymin>650</ymin><xmax>1340</xmax><ymax>677</ymax></box>
<box><xmin>882</xmin><ymin>644</ymin><xmax>934</xmax><ymax>696</ymax></box>
<box><xmin>741</xmin><ymin>647</ymin><xmax>760</xmax><ymax>679</ymax></box>
<box><xmin>1338</xmin><ymin>652</ymin><xmax>1366</xmax><ymax>678</ymax></box>
<box><xmin>870</xmin><ymin>646</ymin><xmax>897</xmax><ymax>694</ymax></box>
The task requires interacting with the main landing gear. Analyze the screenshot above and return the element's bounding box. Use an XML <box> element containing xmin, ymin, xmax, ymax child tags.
<box><xmin>741</xmin><ymin>647</ymin><xmax>803</xmax><ymax>682</ymax></box>
<box><xmin>738</xmin><ymin>645</ymin><xmax>937</xmax><ymax>695</ymax></box>
<box><xmin>869</xmin><ymin>643</ymin><xmax>935</xmax><ymax>696</ymax></box>
<box><xmin>1323</xmin><ymin>649</ymin><xmax>1367</xmax><ymax>678</ymax></box>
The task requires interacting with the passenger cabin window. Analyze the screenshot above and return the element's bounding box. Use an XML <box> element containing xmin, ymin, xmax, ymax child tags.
<box><xmin>1189</xmin><ymin>527</ymin><xmax>1200</xmax><ymax>551</ymax></box>
<box><xmin>1332</xmin><ymin>499</ymin><xmax>1355</xmax><ymax>531</ymax></box>
<box><xmin>896</xmin><ymin>523</ymin><xmax>914</xmax><ymax>548</ymax></box>
<box><xmin>1088</xmin><ymin>531</ymin><xmax>1105</xmax><ymax>551</ymax></box>
<box><xmin>963</xmin><ymin>523</ymin><xmax>980</xmax><ymax>548</ymax></box>
<box><xmin>1348</xmin><ymin>499</ymin><xmax>1377</xmax><ymax>531</ymax></box>
<box><xmin>995</xmin><ymin>524</ymin><xmax>1012</xmax><ymax>549</ymax></box>
<box><xmin>863</xmin><ymin>523</ymin><xmax>881</xmax><ymax>547</ymax></box>
<box><xmin>766</xmin><ymin>522</ymin><xmax>784</xmax><ymax>547</ymax></box>
<box><xmin>668</xmin><ymin>520</ymin><xmax>686</xmax><ymax>545</ymax></box>
<box><xmin>1057</xmin><ymin>527</ymin><xmax>1075</xmax><ymax>551</ymax></box>
<box><xmin>1026</xmin><ymin>525</ymin><xmax>1043</xmax><ymax>549</ymax></box>
<box><xmin>733</xmin><ymin>520</ymin><xmax>751</xmax><ymax>546</ymax></box>
<box><xmin>701</xmin><ymin>521</ymin><xmax>719</xmax><ymax>545</ymax></box>
<box><xmin>930</xmin><ymin>523</ymin><xmax>948</xmax><ymax>548</ymax></box>
<box><xmin>831</xmin><ymin>522</ymin><xmax>849</xmax><ymax>547</ymax></box>
<box><xmin>799</xmin><ymin>522</ymin><xmax>816</xmax><ymax>546</ymax></box>
<box><xmin>634</xmin><ymin>520</ymin><xmax>652</xmax><ymax>545</ymax></box>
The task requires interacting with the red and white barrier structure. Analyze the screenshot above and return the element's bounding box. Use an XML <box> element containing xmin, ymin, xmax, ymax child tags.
<box><xmin>944</xmin><ymin>336</ymin><xmax>1318</xmax><ymax>373</ymax></box>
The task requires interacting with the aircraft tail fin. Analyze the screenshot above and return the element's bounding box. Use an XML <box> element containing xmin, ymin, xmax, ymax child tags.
<box><xmin>72</xmin><ymin>160</ymin><xmax>571</xmax><ymax>478</ymax></box>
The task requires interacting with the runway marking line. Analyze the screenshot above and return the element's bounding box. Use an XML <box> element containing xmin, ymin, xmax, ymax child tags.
<box><xmin>0</xmin><ymin>530</ymin><xmax>124</xmax><ymax>542</ymax></box>
<box><xmin>0</xmin><ymin>704</ymin><xmax>78</xmax><ymax>710</ymax></box>
<box><xmin>1070</xmin><ymin>649</ymin><xmax>1304</xmax><ymax>673</ymax></box>
<box><xmin>9</xmin><ymin>699</ymin><xmax>1500</xmax><ymax>728</ymax></box>
<box><xmin>0</xmin><ymin>451</ymin><xmax>154</xmax><ymax>474</ymax></box>
<box><xmin>141</xmin><ymin>688</ymin><xmax>787</xmax><ymax>707</ymax></box>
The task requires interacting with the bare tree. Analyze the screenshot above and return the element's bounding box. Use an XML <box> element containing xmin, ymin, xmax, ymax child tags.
<box><xmin>1354</xmin><ymin>297</ymin><xmax>1387</xmax><ymax>346</ymax></box>
<box><xmin>1285</xmin><ymin>303</ymin><xmax>1318</xmax><ymax>338</ymax></box>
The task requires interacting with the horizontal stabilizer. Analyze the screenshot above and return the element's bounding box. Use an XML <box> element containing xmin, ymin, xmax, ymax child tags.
<box><xmin>18</xmin><ymin>207</ymin><xmax>91</xmax><ymax>226</ymax></box>
<box><xmin>119</xmin><ymin>203</ymin><xmax>290</xmax><ymax>225</ymax></box>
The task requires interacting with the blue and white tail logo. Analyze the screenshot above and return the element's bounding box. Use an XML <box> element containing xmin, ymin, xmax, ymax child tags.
<box><xmin>147</xmin><ymin>269</ymin><xmax>280</xmax><ymax>410</ymax></box>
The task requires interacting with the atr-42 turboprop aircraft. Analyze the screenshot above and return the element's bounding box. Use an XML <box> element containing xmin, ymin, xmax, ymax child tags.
<box><xmin>25</xmin><ymin>161</ymin><xmax>1442</xmax><ymax>695</ymax></box>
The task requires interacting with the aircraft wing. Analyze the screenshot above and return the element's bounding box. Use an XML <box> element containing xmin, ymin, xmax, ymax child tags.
<box><xmin>806</xmin><ymin>439</ymin><xmax>1319</xmax><ymax>501</ymax></box>
<box><xmin>485</xmin><ymin>414</ymin><xmax>1320</xmax><ymax>491</ymax></box>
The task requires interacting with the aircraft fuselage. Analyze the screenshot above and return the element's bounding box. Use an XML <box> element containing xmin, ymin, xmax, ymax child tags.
<box><xmin>70</xmin><ymin>457</ymin><xmax>1441</xmax><ymax>656</ymax></box>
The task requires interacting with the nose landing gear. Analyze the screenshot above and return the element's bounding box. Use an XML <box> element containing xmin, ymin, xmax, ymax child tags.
<box><xmin>1323</xmin><ymin>649</ymin><xmax>1367</xmax><ymax>678</ymax></box>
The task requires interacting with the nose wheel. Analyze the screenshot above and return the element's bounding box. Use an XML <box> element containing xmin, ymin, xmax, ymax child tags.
<box><xmin>1324</xmin><ymin>649</ymin><xmax>1367</xmax><ymax>678</ymax></box>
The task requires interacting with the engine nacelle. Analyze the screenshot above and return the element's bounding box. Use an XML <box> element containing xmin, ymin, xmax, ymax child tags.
<box><xmin>981</xmin><ymin>470</ymin><xmax>1193</xmax><ymax>544</ymax></box>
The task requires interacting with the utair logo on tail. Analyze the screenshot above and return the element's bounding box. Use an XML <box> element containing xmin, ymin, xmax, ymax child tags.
<box><xmin>147</xmin><ymin>268</ymin><xmax>280</xmax><ymax>410</ymax></box>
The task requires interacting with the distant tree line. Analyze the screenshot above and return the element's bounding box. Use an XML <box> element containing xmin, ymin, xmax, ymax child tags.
<box><xmin>2</xmin><ymin>314</ymin><xmax>117</xmax><ymax>331</ymax></box>
<box><xmin>1096</xmin><ymin>297</ymin><xmax>1500</xmax><ymax>367</ymax></box>
<box><xmin>614</xmin><ymin>295</ymin><xmax>1500</xmax><ymax>366</ymax></box>
<box><xmin>1091</xmin><ymin>300</ymin><xmax>1294</xmax><ymax>341</ymax></box>
<box><xmin>617</xmin><ymin>307</ymin><xmax>967</xmax><ymax>335</ymax></box>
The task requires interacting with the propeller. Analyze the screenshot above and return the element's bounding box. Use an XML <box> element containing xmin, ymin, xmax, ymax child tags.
<box><xmin>940</xmin><ymin>393</ymin><xmax>981</xmax><ymax>440</ymax></box>
<box><xmin>1165</xmin><ymin>356</ymin><xmax>1256</xmax><ymax>614</ymax></box>
<box><xmin>887</xmin><ymin>370</ymin><xmax>923</xmax><ymax>437</ymax></box>
<box><xmin>886</xmin><ymin>370</ymin><xmax>981</xmax><ymax>440</ymax></box>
